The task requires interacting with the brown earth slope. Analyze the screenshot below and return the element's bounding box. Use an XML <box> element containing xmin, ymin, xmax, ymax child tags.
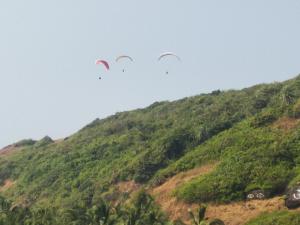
<box><xmin>151</xmin><ymin>163</ymin><xmax>217</xmax><ymax>224</ymax></box>
<box><xmin>0</xmin><ymin>179</ymin><xmax>15</xmax><ymax>192</ymax></box>
<box><xmin>272</xmin><ymin>117</ymin><xmax>300</xmax><ymax>132</ymax></box>
<box><xmin>150</xmin><ymin>163</ymin><xmax>292</xmax><ymax>225</ymax></box>
<box><xmin>0</xmin><ymin>145</ymin><xmax>18</xmax><ymax>157</ymax></box>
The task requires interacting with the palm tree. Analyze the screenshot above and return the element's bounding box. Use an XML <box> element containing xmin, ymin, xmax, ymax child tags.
<box><xmin>123</xmin><ymin>190</ymin><xmax>168</xmax><ymax>225</ymax></box>
<box><xmin>86</xmin><ymin>199</ymin><xmax>118</xmax><ymax>225</ymax></box>
<box><xmin>29</xmin><ymin>207</ymin><xmax>58</xmax><ymax>225</ymax></box>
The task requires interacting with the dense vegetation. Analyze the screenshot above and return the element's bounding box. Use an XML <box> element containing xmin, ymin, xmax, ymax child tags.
<box><xmin>1</xmin><ymin>75</ymin><xmax>300</xmax><ymax>224</ymax></box>
<box><xmin>174</xmin><ymin>121</ymin><xmax>299</xmax><ymax>203</ymax></box>
<box><xmin>0</xmin><ymin>190</ymin><xmax>169</xmax><ymax>225</ymax></box>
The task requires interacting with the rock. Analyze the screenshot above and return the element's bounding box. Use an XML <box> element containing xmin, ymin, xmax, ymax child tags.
<box><xmin>285</xmin><ymin>186</ymin><xmax>300</xmax><ymax>209</ymax></box>
<box><xmin>34</xmin><ymin>136</ymin><xmax>54</xmax><ymax>147</ymax></box>
<box><xmin>247</xmin><ymin>189</ymin><xmax>267</xmax><ymax>200</ymax></box>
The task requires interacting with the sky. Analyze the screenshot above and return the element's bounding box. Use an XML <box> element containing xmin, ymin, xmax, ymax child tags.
<box><xmin>0</xmin><ymin>0</ymin><xmax>300</xmax><ymax>147</ymax></box>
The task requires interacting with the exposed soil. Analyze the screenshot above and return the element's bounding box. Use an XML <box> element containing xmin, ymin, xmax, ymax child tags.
<box><xmin>272</xmin><ymin>117</ymin><xmax>300</xmax><ymax>132</ymax></box>
<box><xmin>0</xmin><ymin>145</ymin><xmax>18</xmax><ymax>157</ymax></box>
<box><xmin>116</xmin><ymin>181</ymin><xmax>141</xmax><ymax>194</ymax></box>
<box><xmin>151</xmin><ymin>163</ymin><xmax>218</xmax><ymax>199</ymax></box>
<box><xmin>205</xmin><ymin>197</ymin><xmax>285</xmax><ymax>225</ymax></box>
<box><xmin>151</xmin><ymin>163</ymin><xmax>218</xmax><ymax>224</ymax></box>
<box><xmin>150</xmin><ymin>163</ymin><xmax>294</xmax><ymax>225</ymax></box>
<box><xmin>0</xmin><ymin>179</ymin><xmax>15</xmax><ymax>192</ymax></box>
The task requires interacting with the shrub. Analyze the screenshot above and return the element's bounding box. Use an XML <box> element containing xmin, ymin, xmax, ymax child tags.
<box><xmin>292</xmin><ymin>99</ymin><xmax>300</xmax><ymax>118</ymax></box>
<box><xmin>251</xmin><ymin>109</ymin><xmax>277</xmax><ymax>127</ymax></box>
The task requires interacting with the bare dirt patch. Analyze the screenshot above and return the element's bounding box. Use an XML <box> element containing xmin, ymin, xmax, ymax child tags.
<box><xmin>0</xmin><ymin>145</ymin><xmax>16</xmax><ymax>156</ymax></box>
<box><xmin>152</xmin><ymin>163</ymin><xmax>217</xmax><ymax>198</ymax></box>
<box><xmin>272</xmin><ymin>117</ymin><xmax>300</xmax><ymax>132</ymax></box>
<box><xmin>0</xmin><ymin>144</ymin><xmax>23</xmax><ymax>157</ymax></box>
<box><xmin>150</xmin><ymin>163</ymin><xmax>291</xmax><ymax>225</ymax></box>
<box><xmin>205</xmin><ymin>197</ymin><xmax>285</xmax><ymax>225</ymax></box>
<box><xmin>116</xmin><ymin>181</ymin><xmax>141</xmax><ymax>194</ymax></box>
<box><xmin>151</xmin><ymin>163</ymin><xmax>218</xmax><ymax>224</ymax></box>
<box><xmin>0</xmin><ymin>179</ymin><xmax>15</xmax><ymax>192</ymax></box>
<box><xmin>155</xmin><ymin>191</ymin><xmax>287</xmax><ymax>225</ymax></box>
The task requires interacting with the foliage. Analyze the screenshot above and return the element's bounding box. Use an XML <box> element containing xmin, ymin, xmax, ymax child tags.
<box><xmin>0</xmin><ymin>192</ymin><xmax>168</xmax><ymax>225</ymax></box>
<box><xmin>0</xmin><ymin>76</ymin><xmax>300</xmax><ymax>222</ymax></box>
<box><xmin>175</xmin><ymin>123</ymin><xmax>297</xmax><ymax>203</ymax></box>
<box><xmin>292</xmin><ymin>99</ymin><xmax>300</xmax><ymax>118</ymax></box>
<box><xmin>14</xmin><ymin>139</ymin><xmax>36</xmax><ymax>148</ymax></box>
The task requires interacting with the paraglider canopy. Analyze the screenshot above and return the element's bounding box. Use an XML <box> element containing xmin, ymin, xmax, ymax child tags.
<box><xmin>95</xmin><ymin>59</ymin><xmax>110</xmax><ymax>70</ymax></box>
<box><xmin>116</xmin><ymin>55</ymin><xmax>133</xmax><ymax>73</ymax></box>
<box><xmin>95</xmin><ymin>59</ymin><xmax>109</xmax><ymax>80</ymax></box>
<box><xmin>158</xmin><ymin>52</ymin><xmax>181</xmax><ymax>61</ymax></box>
<box><xmin>158</xmin><ymin>52</ymin><xmax>181</xmax><ymax>74</ymax></box>
<box><xmin>116</xmin><ymin>55</ymin><xmax>134</xmax><ymax>62</ymax></box>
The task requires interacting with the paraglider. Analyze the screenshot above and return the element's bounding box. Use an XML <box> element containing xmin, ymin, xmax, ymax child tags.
<box><xmin>93</xmin><ymin>52</ymin><xmax>181</xmax><ymax>79</ymax></box>
<box><xmin>158</xmin><ymin>52</ymin><xmax>181</xmax><ymax>61</ymax></box>
<box><xmin>158</xmin><ymin>52</ymin><xmax>181</xmax><ymax>74</ymax></box>
<box><xmin>116</xmin><ymin>55</ymin><xmax>133</xmax><ymax>72</ymax></box>
<box><xmin>95</xmin><ymin>59</ymin><xmax>109</xmax><ymax>79</ymax></box>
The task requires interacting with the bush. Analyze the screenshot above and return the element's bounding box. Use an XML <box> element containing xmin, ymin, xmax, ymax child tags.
<box><xmin>175</xmin><ymin>126</ymin><xmax>294</xmax><ymax>203</ymax></box>
<box><xmin>14</xmin><ymin>139</ymin><xmax>36</xmax><ymax>147</ymax></box>
<box><xmin>292</xmin><ymin>99</ymin><xmax>300</xmax><ymax>118</ymax></box>
<box><xmin>251</xmin><ymin>109</ymin><xmax>277</xmax><ymax>127</ymax></box>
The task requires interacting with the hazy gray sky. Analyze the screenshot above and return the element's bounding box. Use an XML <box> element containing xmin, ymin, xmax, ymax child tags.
<box><xmin>1</xmin><ymin>0</ymin><xmax>300</xmax><ymax>147</ymax></box>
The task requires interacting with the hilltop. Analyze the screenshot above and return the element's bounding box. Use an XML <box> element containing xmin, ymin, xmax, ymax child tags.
<box><xmin>1</xmin><ymin>75</ymin><xmax>300</xmax><ymax>224</ymax></box>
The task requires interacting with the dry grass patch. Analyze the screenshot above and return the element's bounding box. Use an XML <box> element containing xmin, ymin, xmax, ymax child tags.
<box><xmin>151</xmin><ymin>163</ymin><xmax>218</xmax><ymax>223</ymax></box>
<box><xmin>206</xmin><ymin>197</ymin><xmax>285</xmax><ymax>225</ymax></box>
<box><xmin>0</xmin><ymin>179</ymin><xmax>15</xmax><ymax>192</ymax></box>
<box><xmin>116</xmin><ymin>181</ymin><xmax>141</xmax><ymax>194</ymax></box>
<box><xmin>150</xmin><ymin>163</ymin><xmax>292</xmax><ymax>225</ymax></box>
<box><xmin>272</xmin><ymin>117</ymin><xmax>300</xmax><ymax>132</ymax></box>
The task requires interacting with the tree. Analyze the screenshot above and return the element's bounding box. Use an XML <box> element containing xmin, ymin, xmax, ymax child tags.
<box><xmin>86</xmin><ymin>199</ymin><xmax>117</xmax><ymax>225</ymax></box>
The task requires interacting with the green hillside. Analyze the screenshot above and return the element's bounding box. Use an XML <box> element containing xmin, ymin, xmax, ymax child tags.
<box><xmin>1</xmin><ymin>75</ymin><xmax>300</xmax><ymax>224</ymax></box>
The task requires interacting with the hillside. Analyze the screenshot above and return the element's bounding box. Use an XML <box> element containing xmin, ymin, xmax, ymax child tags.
<box><xmin>1</xmin><ymin>75</ymin><xmax>300</xmax><ymax>224</ymax></box>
